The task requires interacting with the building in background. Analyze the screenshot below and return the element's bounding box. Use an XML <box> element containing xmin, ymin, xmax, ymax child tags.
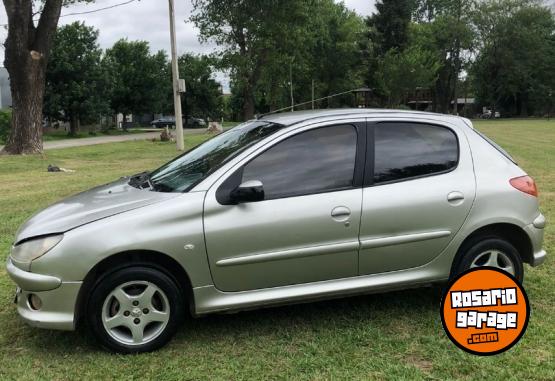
<box><xmin>0</xmin><ymin>67</ymin><xmax>12</xmax><ymax>109</ymax></box>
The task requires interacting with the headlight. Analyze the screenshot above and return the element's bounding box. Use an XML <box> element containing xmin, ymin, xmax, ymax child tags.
<box><xmin>11</xmin><ymin>235</ymin><xmax>63</xmax><ymax>263</ymax></box>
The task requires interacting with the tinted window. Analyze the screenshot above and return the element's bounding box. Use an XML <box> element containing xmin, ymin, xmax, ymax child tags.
<box><xmin>242</xmin><ymin>125</ymin><xmax>358</xmax><ymax>199</ymax></box>
<box><xmin>374</xmin><ymin>123</ymin><xmax>458</xmax><ymax>183</ymax></box>
<box><xmin>149</xmin><ymin>121</ymin><xmax>284</xmax><ymax>192</ymax></box>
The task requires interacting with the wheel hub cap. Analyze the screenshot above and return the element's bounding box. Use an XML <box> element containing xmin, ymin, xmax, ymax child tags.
<box><xmin>470</xmin><ymin>249</ymin><xmax>516</xmax><ymax>276</ymax></box>
<box><xmin>101</xmin><ymin>280</ymin><xmax>170</xmax><ymax>346</ymax></box>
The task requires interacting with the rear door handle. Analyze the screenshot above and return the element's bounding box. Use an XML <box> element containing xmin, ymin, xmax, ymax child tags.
<box><xmin>447</xmin><ymin>191</ymin><xmax>465</xmax><ymax>204</ymax></box>
<box><xmin>331</xmin><ymin>206</ymin><xmax>351</xmax><ymax>222</ymax></box>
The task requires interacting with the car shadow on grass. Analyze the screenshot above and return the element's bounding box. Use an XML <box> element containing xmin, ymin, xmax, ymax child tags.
<box><xmin>14</xmin><ymin>285</ymin><xmax>444</xmax><ymax>354</ymax></box>
<box><xmin>176</xmin><ymin>285</ymin><xmax>445</xmax><ymax>349</ymax></box>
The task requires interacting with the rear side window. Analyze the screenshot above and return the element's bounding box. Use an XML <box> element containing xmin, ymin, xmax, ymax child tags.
<box><xmin>373</xmin><ymin>122</ymin><xmax>458</xmax><ymax>184</ymax></box>
<box><xmin>242</xmin><ymin>125</ymin><xmax>357</xmax><ymax>199</ymax></box>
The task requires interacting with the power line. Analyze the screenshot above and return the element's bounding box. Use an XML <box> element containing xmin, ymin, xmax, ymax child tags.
<box><xmin>58</xmin><ymin>0</ymin><xmax>137</xmax><ymax>18</ymax></box>
<box><xmin>0</xmin><ymin>0</ymin><xmax>138</xmax><ymax>27</ymax></box>
<box><xmin>258</xmin><ymin>89</ymin><xmax>359</xmax><ymax>118</ymax></box>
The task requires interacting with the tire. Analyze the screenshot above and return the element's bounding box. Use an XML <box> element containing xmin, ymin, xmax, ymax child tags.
<box><xmin>86</xmin><ymin>266</ymin><xmax>185</xmax><ymax>353</ymax></box>
<box><xmin>452</xmin><ymin>237</ymin><xmax>524</xmax><ymax>282</ymax></box>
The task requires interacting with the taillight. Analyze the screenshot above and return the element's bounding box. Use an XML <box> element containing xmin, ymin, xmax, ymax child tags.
<box><xmin>510</xmin><ymin>176</ymin><xmax>538</xmax><ymax>197</ymax></box>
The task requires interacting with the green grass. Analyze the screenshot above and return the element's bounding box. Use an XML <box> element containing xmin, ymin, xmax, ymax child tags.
<box><xmin>0</xmin><ymin>120</ymin><xmax>553</xmax><ymax>380</ymax></box>
<box><xmin>222</xmin><ymin>121</ymin><xmax>240</xmax><ymax>128</ymax></box>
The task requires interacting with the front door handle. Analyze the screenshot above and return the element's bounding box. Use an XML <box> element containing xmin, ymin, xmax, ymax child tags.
<box><xmin>331</xmin><ymin>206</ymin><xmax>351</xmax><ymax>222</ymax></box>
<box><xmin>447</xmin><ymin>191</ymin><xmax>465</xmax><ymax>204</ymax></box>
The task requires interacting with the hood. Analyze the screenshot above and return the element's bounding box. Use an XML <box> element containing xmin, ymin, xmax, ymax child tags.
<box><xmin>15</xmin><ymin>178</ymin><xmax>179</xmax><ymax>243</ymax></box>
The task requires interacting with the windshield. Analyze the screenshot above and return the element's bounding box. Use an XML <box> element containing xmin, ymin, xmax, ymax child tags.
<box><xmin>148</xmin><ymin>120</ymin><xmax>284</xmax><ymax>192</ymax></box>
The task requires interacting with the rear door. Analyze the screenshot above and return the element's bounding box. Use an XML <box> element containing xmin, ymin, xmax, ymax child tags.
<box><xmin>203</xmin><ymin>121</ymin><xmax>366</xmax><ymax>292</ymax></box>
<box><xmin>359</xmin><ymin>120</ymin><xmax>476</xmax><ymax>275</ymax></box>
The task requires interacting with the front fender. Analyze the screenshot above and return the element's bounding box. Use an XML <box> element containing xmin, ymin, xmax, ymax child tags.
<box><xmin>30</xmin><ymin>192</ymin><xmax>213</xmax><ymax>288</ymax></box>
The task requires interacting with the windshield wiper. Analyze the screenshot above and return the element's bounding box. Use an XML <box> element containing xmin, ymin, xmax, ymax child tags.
<box><xmin>129</xmin><ymin>171</ymin><xmax>154</xmax><ymax>190</ymax></box>
<box><xmin>146</xmin><ymin>174</ymin><xmax>157</xmax><ymax>191</ymax></box>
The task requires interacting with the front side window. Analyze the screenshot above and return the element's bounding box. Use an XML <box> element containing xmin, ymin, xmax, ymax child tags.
<box><xmin>373</xmin><ymin>122</ymin><xmax>458</xmax><ymax>184</ymax></box>
<box><xmin>149</xmin><ymin>120</ymin><xmax>284</xmax><ymax>192</ymax></box>
<box><xmin>242</xmin><ymin>125</ymin><xmax>358</xmax><ymax>199</ymax></box>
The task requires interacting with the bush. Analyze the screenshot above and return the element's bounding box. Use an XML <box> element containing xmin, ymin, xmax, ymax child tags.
<box><xmin>0</xmin><ymin>109</ymin><xmax>11</xmax><ymax>144</ymax></box>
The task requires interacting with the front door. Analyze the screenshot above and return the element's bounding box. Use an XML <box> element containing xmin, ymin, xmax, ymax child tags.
<box><xmin>359</xmin><ymin>121</ymin><xmax>476</xmax><ymax>275</ymax></box>
<box><xmin>203</xmin><ymin>123</ymin><xmax>365</xmax><ymax>292</ymax></box>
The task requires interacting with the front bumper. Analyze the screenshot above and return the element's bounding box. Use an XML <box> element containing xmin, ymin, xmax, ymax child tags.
<box><xmin>6</xmin><ymin>257</ymin><xmax>61</xmax><ymax>291</ymax></box>
<box><xmin>7</xmin><ymin>258</ymin><xmax>81</xmax><ymax>331</ymax></box>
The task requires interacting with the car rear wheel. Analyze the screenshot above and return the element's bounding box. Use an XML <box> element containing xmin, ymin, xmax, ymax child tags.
<box><xmin>453</xmin><ymin>237</ymin><xmax>524</xmax><ymax>282</ymax></box>
<box><xmin>86</xmin><ymin>266</ymin><xmax>185</xmax><ymax>353</ymax></box>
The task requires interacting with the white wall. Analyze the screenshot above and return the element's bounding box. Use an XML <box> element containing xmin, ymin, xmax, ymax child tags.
<box><xmin>0</xmin><ymin>67</ymin><xmax>11</xmax><ymax>109</ymax></box>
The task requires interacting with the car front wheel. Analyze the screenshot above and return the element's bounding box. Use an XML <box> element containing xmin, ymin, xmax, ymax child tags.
<box><xmin>86</xmin><ymin>266</ymin><xmax>185</xmax><ymax>353</ymax></box>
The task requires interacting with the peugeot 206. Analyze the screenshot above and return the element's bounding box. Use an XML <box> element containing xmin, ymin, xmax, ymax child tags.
<box><xmin>7</xmin><ymin>109</ymin><xmax>547</xmax><ymax>353</ymax></box>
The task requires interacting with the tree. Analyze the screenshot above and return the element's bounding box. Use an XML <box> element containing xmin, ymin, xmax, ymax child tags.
<box><xmin>471</xmin><ymin>0</ymin><xmax>555</xmax><ymax>116</ymax></box>
<box><xmin>364</xmin><ymin>0</ymin><xmax>413</xmax><ymax>101</ymax></box>
<box><xmin>191</xmin><ymin>0</ymin><xmax>311</xmax><ymax>120</ymax></box>
<box><xmin>311</xmin><ymin>1</ymin><xmax>365</xmax><ymax>107</ymax></box>
<box><xmin>375</xmin><ymin>47</ymin><xmax>440</xmax><ymax>107</ymax></box>
<box><xmin>44</xmin><ymin>22</ymin><xmax>110</xmax><ymax>136</ymax></box>
<box><xmin>178</xmin><ymin>54</ymin><xmax>223</xmax><ymax>122</ymax></box>
<box><xmin>104</xmin><ymin>40</ymin><xmax>171</xmax><ymax>119</ymax></box>
<box><xmin>194</xmin><ymin>0</ymin><xmax>364</xmax><ymax>118</ymax></box>
<box><xmin>285</xmin><ymin>0</ymin><xmax>365</xmax><ymax>109</ymax></box>
<box><xmin>411</xmin><ymin>0</ymin><xmax>476</xmax><ymax>113</ymax></box>
<box><xmin>1</xmin><ymin>0</ymin><xmax>93</xmax><ymax>154</ymax></box>
<box><xmin>369</xmin><ymin>0</ymin><xmax>413</xmax><ymax>54</ymax></box>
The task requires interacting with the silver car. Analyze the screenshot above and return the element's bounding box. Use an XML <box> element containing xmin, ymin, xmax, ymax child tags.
<box><xmin>7</xmin><ymin>109</ymin><xmax>547</xmax><ymax>353</ymax></box>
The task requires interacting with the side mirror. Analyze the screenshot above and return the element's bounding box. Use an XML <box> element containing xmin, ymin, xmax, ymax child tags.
<box><xmin>230</xmin><ymin>180</ymin><xmax>265</xmax><ymax>204</ymax></box>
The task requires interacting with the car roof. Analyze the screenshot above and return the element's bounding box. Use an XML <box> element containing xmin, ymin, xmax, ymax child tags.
<box><xmin>259</xmin><ymin>108</ymin><xmax>466</xmax><ymax>127</ymax></box>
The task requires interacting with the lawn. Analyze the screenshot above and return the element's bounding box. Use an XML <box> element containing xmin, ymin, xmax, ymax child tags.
<box><xmin>0</xmin><ymin>119</ymin><xmax>553</xmax><ymax>380</ymax></box>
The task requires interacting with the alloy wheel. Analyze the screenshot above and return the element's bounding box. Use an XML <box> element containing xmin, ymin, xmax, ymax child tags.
<box><xmin>101</xmin><ymin>281</ymin><xmax>170</xmax><ymax>346</ymax></box>
<box><xmin>470</xmin><ymin>249</ymin><xmax>516</xmax><ymax>276</ymax></box>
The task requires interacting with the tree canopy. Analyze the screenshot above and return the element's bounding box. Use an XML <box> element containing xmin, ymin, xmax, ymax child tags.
<box><xmin>103</xmin><ymin>40</ymin><xmax>171</xmax><ymax>117</ymax></box>
<box><xmin>178</xmin><ymin>54</ymin><xmax>223</xmax><ymax>122</ymax></box>
<box><xmin>192</xmin><ymin>0</ymin><xmax>366</xmax><ymax>120</ymax></box>
<box><xmin>44</xmin><ymin>22</ymin><xmax>110</xmax><ymax>135</ymax></box>
<box><xmin>471</xmin><ymin>0</ymin><xmax>555</xmax><ymax>116</ymax></box>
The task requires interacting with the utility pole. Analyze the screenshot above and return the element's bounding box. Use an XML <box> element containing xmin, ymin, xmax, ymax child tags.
<box><xmin>168</xmin><ymin>0</ymin><xmax>185</xmax><ymax>151</ymax></box>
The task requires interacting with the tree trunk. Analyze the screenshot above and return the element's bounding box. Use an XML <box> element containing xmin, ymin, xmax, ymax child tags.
<box><xmin>1</xmin><ymin>0</ymin><xmax>63</xmax><ymax>154</ymax></box>
<box><xmin>183</xmin><ymin>93</ymin><xmax>189</xmax><ymax>128</ymax></box>
<box><xmin>519</xmin><ymin>92</ymin><xmax>529</xmax><ymax>117</ymax></box>
<box><xmin>2</xmin><ymin>64</ymin><xmax>45</xmax><ymax>153</ymax></box>
<box><xmin>242</xmin><ymin>84</ymin><xmax>255</xmax><ymax>120</ymax></box>
<box><xmin>69</xmin><ymin>113</ymin><xmax>80</xmax><ymax>136</ymax></box>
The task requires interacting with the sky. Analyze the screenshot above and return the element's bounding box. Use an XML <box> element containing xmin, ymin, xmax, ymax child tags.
<box><xmin>0</xmin><ymin>1</ymin><xmax>376</xmax><ymax>90</ymax></box>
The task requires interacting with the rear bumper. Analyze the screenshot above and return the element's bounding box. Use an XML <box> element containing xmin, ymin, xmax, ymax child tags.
<box><xmin>524</xmin><ymin>214</ymin><xmax>547</xmax><ymax>267</ymax></box>
<box><xmin>531</xmin><ymin>250</ymin><xmax>547</xmax><ymax>267</ymax></box>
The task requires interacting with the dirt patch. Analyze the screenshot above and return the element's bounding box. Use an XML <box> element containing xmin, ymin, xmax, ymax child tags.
<box><xmin>405</xmin><ymin>354</ymin><xmax>434</xmax><ymax>373</ymax></box>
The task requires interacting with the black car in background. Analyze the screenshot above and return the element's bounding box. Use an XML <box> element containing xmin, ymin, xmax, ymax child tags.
<box><xmin>150</xmin><ymin>116</ymin><xmax>207</xmax><ymax>128</ymax></box>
